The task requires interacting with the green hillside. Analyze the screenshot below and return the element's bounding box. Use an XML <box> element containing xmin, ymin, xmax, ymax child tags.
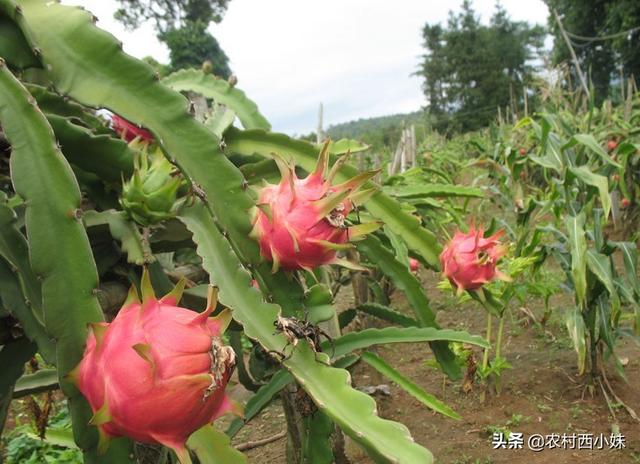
<box><xmin>326</xmin><ymin>111</ymin><xmax>426</xmax><ymax>151</ymax></box>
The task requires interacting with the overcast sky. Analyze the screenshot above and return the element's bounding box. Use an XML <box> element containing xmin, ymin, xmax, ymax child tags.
<box><xmin>62</xmin><ymin>0</ymin><xmax>549</xmax><ymax>135</ymax></box>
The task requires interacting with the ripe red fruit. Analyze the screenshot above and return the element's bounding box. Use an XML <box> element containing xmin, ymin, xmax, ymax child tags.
<box><xmin>607</xmin><ymin>140</ymin><xmax>618</xmax><ymax>151</ymax></box>
<box><xmin>111</xmin><ymin>114</ymin><xmax>154</xmax><ymax>143</ymax></box>
<box><xmin>409</xmin><ymin>258</ymin><xmax>420</xmax><ymax>273</ymax></box>
<box><xmin>70</xmin><ymin>271</ymin><xmax>239</xmax><ymax>461</ymax></box>
<box><xmin>621</xmin><ymin>198</ymin><xmax>631</xmax><ymax>209</ymax></box>
<box><xmin>251</xmin><ymin>142</ymin><xmax>380</xmax><ymax>271</ymax></box>
<box><xmin>440</xmin><ymin>226</ymin><xmax>510</xmax><ymax>295</ymax></box>
<box><xmin>519</xmin><ymin>148</ymin><xmax>526</xmax><ymax>156</ymax></box>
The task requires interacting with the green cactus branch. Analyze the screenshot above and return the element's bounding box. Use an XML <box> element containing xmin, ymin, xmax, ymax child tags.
<box><xmin>0</xmin><ymin>59</ymin><xmax>134</xmax><ymax>461</ymax></box>
<box><xmin>355</xmin><ymin>234</ymin><xmax>460</xmax><ymax>378</ymax></box>
<box><xmin>223</xmin><ymin>127</ymin><xmax>443</xmax><ymax>269</ymax></box>
<box><xmin>3</xmin><ymin>0</ymin><xmax>304</xmax><ymax>316</ymax></box>
<box><xmin>47</xmin><ymin>114</ymin><xmax>135</xmax><ymax>183</ymax></box>
<box><xmin>226</xmin><ymin>369</ymin><xmax>293</xmax><ymax>438</ymax></box>
<box><xmin>27</xmin><ymin>83</ymin><xmax>110</xmax><ymax>133</ymax></box>
<box><xmin>384</xmin><ymin>183</ymin><xmax>484</xmax><ymax>199</ymax></box>
<box><xmin>303</xmin><ymin>411</ymin><xmax>334</xmax><ymax>464</ymax></box>
<box><xmin>0</xmin><ymin>337</ymin><xmax>36</xmax><ymax>437</ymax></box>
<box><xmin>178</xmin><ymin>202</ymin><xmax>433</xmax><ymax>463</ymax></box>
<box><xmin>0</xmin><ymin>60</ymin><xmax>102</xmax><ymax>374</ymax></box>
<box><xmin>186</xmin><ymin>425</ymin><xmax>248</xmax><ymax>464</ymax></box>
<box><xmin>327</xmin><ymin>326</ymin><xmax>488</xmax><ymax>359</ymax></box>
<box><xmin>360</xmin><ymin>351</ymin><xmax>461</xmax><ymax>420</ymax></box>
<box><xmin>0</xmin><ymin>258</ymin><xmax>55</xmax><ymax>363</ymax></box>
<box><xmin>12</xmin><ymin>368</ymin><xmax>58</xmax><ymax>398</ymax></box>
<box><xmin>0</xmin><ymin>191</ymin><xmax>44</xmax><ymax>322</ymax></box>
<box><xmin>162</xmin><ymin>68</ymin><xmax>271</xmax><ymax>131</ymax></box>
<box><xmin>352</xmin><ymin>303</ymin><xmax>419</xmax><ymax>328</ymax></box>
<box><xmin>0</xmin><ymin>12</ymin><xmax>39</xmax><ymax>69</ymax></box>
<box><xmin>359</xmin><ymin>236</ymin><xmax>438</xmax><ymax>326</ymax></box>
<box><xmin>83</xmin><ymin>210</ymin><xmax>152</xmax><ymax>265</ymax></box>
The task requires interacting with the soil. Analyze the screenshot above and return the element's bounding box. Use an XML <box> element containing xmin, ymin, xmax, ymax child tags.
<box><xmin>229</xmin><ymin>268</ymin><xmax>640</xmax><ymax>464</ymax></box>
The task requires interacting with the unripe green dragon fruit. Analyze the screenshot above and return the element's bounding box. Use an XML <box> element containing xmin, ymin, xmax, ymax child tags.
<box><xmin>250</xmin><ymin>142</ymin><xmax>381</xmax><ymax>271</ymax></box>
<box><xmin>120</xmin><ymin>149</ymin><xmax>182</xmax><ymax>226</ymax></box>
<box><xmin>69</xmin><ymin>271</ymin><xmax>240</xmax><ymax>463</ymax></box>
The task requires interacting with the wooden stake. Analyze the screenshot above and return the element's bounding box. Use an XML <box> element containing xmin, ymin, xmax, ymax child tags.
<box><xmin>553</xmin><ymin>9</ymin><xmax>590</xmax><ymax>99</ymax></box>
<box><xmin>410</xmin><ymin>124</ymin><xmax>417</xmax><ymax>168</ymax></box>
<box><xmin>316</xmin><ymin>103</ymin><xmax>324</xmax><ymax>144</ymax></box>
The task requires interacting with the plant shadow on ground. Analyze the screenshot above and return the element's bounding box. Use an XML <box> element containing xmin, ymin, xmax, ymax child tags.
<box><xmin>226</xmin><ymin>268</ymin><xmax>640</xmax><ymax>464</ymax></box>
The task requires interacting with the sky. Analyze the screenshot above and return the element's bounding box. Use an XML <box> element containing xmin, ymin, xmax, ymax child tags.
<box><xmin>61</xmin><ymin>0</ymin><xmax>549</xmax><ymax>135</ymax></box>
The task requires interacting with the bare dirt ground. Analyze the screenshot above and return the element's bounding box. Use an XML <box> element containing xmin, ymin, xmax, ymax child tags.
<box><xmin>231</xmin><ymin>269</ymin><xmax>640</xmax><ymax>464</ymax></box>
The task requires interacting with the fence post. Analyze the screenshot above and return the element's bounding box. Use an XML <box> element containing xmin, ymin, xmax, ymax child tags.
<box><xmin>316</xmin><ymin>102</ymin><xmax>324</xmax><ymax>144</ymax></box>
<box><xmin>553</xmin><ymin>8</ymin><xmax>590</xmax><ymax>99</ymax></box>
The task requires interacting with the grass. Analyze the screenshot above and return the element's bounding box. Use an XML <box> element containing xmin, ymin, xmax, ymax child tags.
<box><xmin>2</xmin><ymin>405</ymin><xmax>81</xmax><ymax>464</ymax></box>
<box><xmin>451</xmin><ymin>455</ymin><xmax>495</xmax><ymax>464</ymax></box>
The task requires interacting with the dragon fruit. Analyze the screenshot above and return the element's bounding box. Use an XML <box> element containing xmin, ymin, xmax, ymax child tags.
<box><xmin>440</xmin><ymin>226</ymin><xmax>510</xmax><ymax>294</ymax></box>
<box><xmin>409</xmin><ymin>257</ymin><xmax>420</xmax><ymax>273</ymax></box>
<box><xmin>69</xmin><ymin>270</ymin><xmax>239</xmax><ymax>462</ymax></box>
<box><xmin>250</xmin><ymin>142</ymin><xmax>380</xmax><ymax>271</ymax></box>
<box><xmin>120</xmin><ymin>149</ymin><xmax>183</xmax><ymax>226</ymax></box>
<box><xmin>111</xmin><ymin>114</ymin><xmax>154</xmax><ymax>144</ymax></box>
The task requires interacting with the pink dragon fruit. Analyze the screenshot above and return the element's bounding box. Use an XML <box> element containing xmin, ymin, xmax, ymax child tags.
<box><xmin>440</xmin><ymin>226</ymin><xmax>510</xmax><ymax>294</ymax></box>
<box><xmin>111</xmin><ymin>114</ymin><xmax>154</xmax><ymax>143</ymax></box>
<box><xmin>409</xmin><ymin>257</ymin><xmax>420</xmax><ymax>273</ymax></box>
<box><xmin>250</xmin><ymin>142</ymin><xmax>380</xmax><ymax>271</ymax></box>
<box><xmin>69</xmin><ymin>270</ymin><xmax>239</xmax><ymax>462</ymax></box>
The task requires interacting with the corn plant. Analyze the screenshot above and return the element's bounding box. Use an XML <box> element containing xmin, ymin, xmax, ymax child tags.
<box><xmin>462</xmin><ymin>74</ymin><xmax>640</xmax><ymax>412</ymax></box>
<box><xmin>489</xmin><ymin>104</ymin><xmax>640</xmax><ymax>417</ymax></box>
<box><xmin>0</xmin><ymin>1</ymin><xmax>491</xmax><ymax>462</ymax></box>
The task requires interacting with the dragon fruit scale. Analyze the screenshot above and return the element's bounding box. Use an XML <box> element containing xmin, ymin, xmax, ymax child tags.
<box><xmin>250</xmin><ymin>141</ymin><xmax>381</xmax><ymax>271</ymax></box>
<box><xmin>69</xmin><ymin>270</ymin><xmax>240</xmax><ymax>462</ymax></box>
<box><xmin>111</xmin><ymin>114</ymin><xmax>154</xmax><ymax>144</ymax></box>
<box><xmin>440</xmin><ymin>226</ymin><xmax>510</xmax><ymax>294</ymax></box>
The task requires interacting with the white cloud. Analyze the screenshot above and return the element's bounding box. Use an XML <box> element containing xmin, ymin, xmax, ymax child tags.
<box><xmin>62</xmin><ymin>0</ymin><xmax>549</xmax><ymax>134</ymax></box>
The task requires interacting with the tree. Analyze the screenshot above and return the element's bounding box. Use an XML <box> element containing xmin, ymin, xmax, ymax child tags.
<box><xmin>545</xmin><ymin>0</ymin><xmax>640</xmax><ymax>103</ymax></box>
<box><xmin>607</xmin><ymin>1</ymin><xmax>640</xmax><ymax>83</ymax></box>
<box><xmin>420</xmin><ymin>25</ymin><xmax>446</xmax><ymax>116</ymax></box>
<box><xmin>114</xmin><ymin>0</ymin><xmax>232</xmax><ymax>76</ymax></box>
<box><xmin>114</xmin><ymin>0</ymin><xmax>229</xmax><ymax>34</ymax></box>
<box><xmin>418</xmin><ymin>1</ymin><xmax>544</xmax><ymax>133</ymax></box>
<box><xmin>545</xmin><ymin>0</ymin><xmax>614</xmax><ymax>103</ymax></box>
<box><xmin>161</xmin><ymin>20</ymin><xmax>231</xmax><ymax>76</ymax></box>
